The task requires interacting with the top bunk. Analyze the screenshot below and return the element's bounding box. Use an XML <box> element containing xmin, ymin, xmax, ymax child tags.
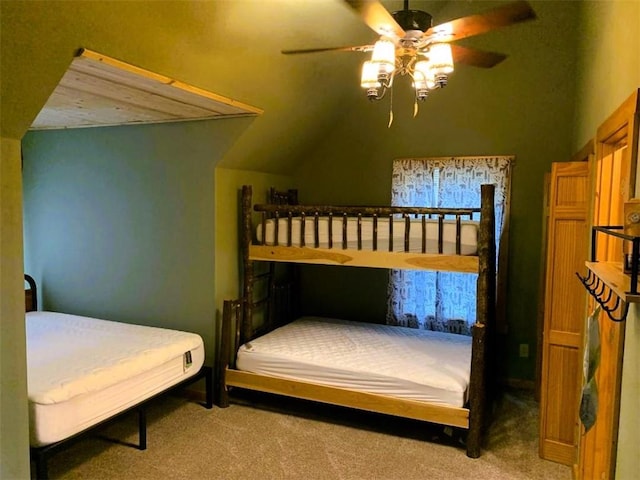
<box><xmin>242</xmin><ymin>184</ymin><xmax>495</xmax><ymax>274</ymax></box>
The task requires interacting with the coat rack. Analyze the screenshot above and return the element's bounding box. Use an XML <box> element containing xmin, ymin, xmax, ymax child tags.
<box><xmin>576</xmin><ymin>226</ymin><xmax>640</xmax><ymax>323</ymax></box>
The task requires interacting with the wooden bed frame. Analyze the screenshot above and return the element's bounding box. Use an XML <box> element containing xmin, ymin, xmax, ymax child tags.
<box><xmin>24</xmin><ymin>275</ymin><xmax>213</xmax><ymax>479</ymax></box>
<box><xmin>218</xmin><ymin>184</ymin><xmax>496</xmax><ymax>458</ymax></box>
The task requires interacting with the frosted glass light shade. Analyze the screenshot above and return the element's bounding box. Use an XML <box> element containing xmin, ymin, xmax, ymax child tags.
<box><xmin>361</xmin><ymin>61</ymin><xmax>381</xmax><ymax>88</ymax></box>
<box><xmin>429</xmin><ymin>43</ymin><xmax>454</xmax><ymax>74</ymax></box>
<box><xmin>371</xmin><ymin>38</ymin><xmax>396</xmax><ymax>74</ymax></box>
<box><xmin>413</xmin><ymin>61</ymin><xmax>436</xmax><ymax>89</ymax></box>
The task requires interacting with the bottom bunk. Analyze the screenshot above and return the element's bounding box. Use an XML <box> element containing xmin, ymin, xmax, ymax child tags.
<box><xmin>219</xmin><ymin>300</ymin><xmax>489</xmax><ymax>458</ymax></box>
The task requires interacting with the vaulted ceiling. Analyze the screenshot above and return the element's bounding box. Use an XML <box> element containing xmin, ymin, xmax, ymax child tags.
<box><xmin>2</xmin><ymin>0</ymin><xmax>546</xmax><ymax>173</ymax></box>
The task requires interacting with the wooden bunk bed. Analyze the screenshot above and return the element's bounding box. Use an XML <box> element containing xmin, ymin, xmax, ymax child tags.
<box><xmin>219</xmin><ymin>184</ymin><xmax>496</xmax><ymax>458</ymax></box>
<box><xmin>24</xmin><ymin>275</ymin><xmax>213</xmax><ymax>479</ymax></box>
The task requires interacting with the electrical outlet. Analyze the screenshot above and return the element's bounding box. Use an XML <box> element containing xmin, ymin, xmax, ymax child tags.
<box><xmin>519</xmin><ymin>343</ymin><xmax>529</xmax><ymax>358</ymax></box>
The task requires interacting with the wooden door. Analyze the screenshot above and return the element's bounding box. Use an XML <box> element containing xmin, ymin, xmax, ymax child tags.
<box><xmin>539</xmin><ymin>160</ymin><xmax>590</xmax><ymax>465</ymax></box>
<box><xmin>576</xmin><ymin>88</ymin><xmax>639</xmax><ymax>480</ymax></box>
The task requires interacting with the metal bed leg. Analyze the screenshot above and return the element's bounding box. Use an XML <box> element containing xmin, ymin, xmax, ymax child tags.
<box><xmin>32</xmin><ymin>448</ymin><xmax>49</xmax><ymax>480</ymax></box>
<box><xmin>204</xmin><ymin>366</ymin><xmax>213</xmax><ymax>409</ymax></box>
<box><xmin>138</xmin><ymin>407</ymin><xmax>147</xmax><ymax>450</ymax></box>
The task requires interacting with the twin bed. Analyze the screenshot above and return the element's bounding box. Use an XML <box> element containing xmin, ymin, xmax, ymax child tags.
<box><xmin>219</xmin><ymin>184</ymin><xmax>496</xmax><ymax>458</ymax></box>
<box><xmin>24</xmin><ymin>275</ymin><xmax>212</xmax><ymax>479</ymax></box>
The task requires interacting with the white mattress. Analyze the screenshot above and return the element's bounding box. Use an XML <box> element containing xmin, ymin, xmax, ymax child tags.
<box><xmin>236</xmin><ymin>317</ymin><xmax>472</xmax><ymax>408</ymax></box>
<box><xmin>256</xmin><ymin>217</ymin><xmax>478</xmax><ymax>255</ymax></box>
<box><xmin>26</xmin><ymin>311</ymin><xmax>205</xmax><ymax>446</ymax></box>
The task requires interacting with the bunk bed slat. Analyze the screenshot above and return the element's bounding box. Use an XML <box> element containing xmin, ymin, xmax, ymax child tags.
<box><xmin>404</xmin><ymin>214</ymin><xmax>410</xmax><ymax>252</ymax></box>
<box><xmin>373</xmin><ymin>215</ymin><xmax>378</xmax><ymax>251</ymax></box>
<box><xmin>273</xmin><ymin>212</ymin><xmax>279</xmax><ymax>246</ymax></box>
<box><xmin>328</xmin><ymin>213</ymin><xmax>333</xmax><ymax>249</ymax></box>
<box><xmin>342</xmin><ymin>214</ymin><xmax>347</xmax><ymax>250</ymax></box>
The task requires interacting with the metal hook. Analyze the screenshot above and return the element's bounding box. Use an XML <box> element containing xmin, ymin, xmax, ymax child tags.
<box><xmin>602</xmin><ymin>300</ymin><xmax>629</xmax><ymax>322</ymax></box>
<box><xmin>576</xmin><ymin>270</ymin><xmax>630</xmax><ymax>322</ymax></box>
<box><xmin>601</xmin><ymin>294</ymin><xmax>620</xmax><ymax>313</ymax></box>
<box><xmin>600</xmin><ymin>286</ymin><xmax>614</xmax><ymax>305</ymax></box>
<box><xmin>593</xmin><ymin>277</ymin><xmax>607</xmax><ymax>298</ymax></box>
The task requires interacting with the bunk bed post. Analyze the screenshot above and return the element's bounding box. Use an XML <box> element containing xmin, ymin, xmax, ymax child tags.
<box><xmin>218</xmin><ymin>299</ymin><xmax>243</xmax><ymax>408</ymax></box>
<box><xmin>218</xmin><ymin>300</ymin><xmax>232</xmax><ymax>408</ymax></box>
<box><xmin>466</xmin><ymin>183</ymin><xmax>496</xmax><ymax>458</ymax></box>
<box><xmin>241</xmin><ymin>185</ymin><xmax>255</xmax><ymax>345</ymax></box>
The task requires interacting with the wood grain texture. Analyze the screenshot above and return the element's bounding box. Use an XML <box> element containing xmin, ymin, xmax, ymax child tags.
<box><xmin>539</xmin><ymin>161</ymin><xmax>589</xmax><ymax>465</ymax></box>
<box><xmin>225</xmin><ymin>368</ymin><xmax>470</xmax><ymax>428</ymax></box>
<box><xmin>31</xmin><ymin>49</ymin><xmax>262</xmax><ymax>130</ymax></box>
<box><xmin>249</xmin><ymin>245</ymin><xmax>480</xmax><ymax>272</ymax></box>
<box><xmin>577</xmin><ymin>88</ymin><xmax>639</xmax><ymax>480</ymax></box>
<box><xmin>218</xmin><ymin>183</ymin><xmax>497</xmax><ymax>458</ymax></box>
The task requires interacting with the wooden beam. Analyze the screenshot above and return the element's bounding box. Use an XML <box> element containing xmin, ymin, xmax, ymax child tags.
<box><xmin>225</xmin><ymin>368</ymin><xmax>470</xmax><ymax>428</ymax></box>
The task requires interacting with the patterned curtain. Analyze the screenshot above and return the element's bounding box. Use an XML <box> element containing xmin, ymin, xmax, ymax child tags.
<box><xmin>386</xmin><ymin>156</ymin><xmax>513</xmax><ymax>333</ymax></box>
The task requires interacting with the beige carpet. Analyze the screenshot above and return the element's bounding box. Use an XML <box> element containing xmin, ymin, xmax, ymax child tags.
<box><xmin>41</xmin><ymin>389</ymin><xmax>570</xmax><ymax>480</ymax></box>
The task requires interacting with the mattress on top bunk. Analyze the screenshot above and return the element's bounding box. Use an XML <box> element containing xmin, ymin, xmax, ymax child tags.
<box><xmin>256</xmin><ymin>217</ymin><xmax>479</xmax><ymax>255</ymax></box>
<box><xmin>236</xmin><ymin>316</ymin><xmax>472</xmax><ymax>408</ymax></box>
<box><xmin>26</xmin><ymin>311</ymin><xmax>205</xmax><ymax>447</ymax></box>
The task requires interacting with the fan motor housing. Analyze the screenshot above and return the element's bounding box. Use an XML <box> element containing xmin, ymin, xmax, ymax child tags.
<box><xmin>392</xmin><ymin>9</ymin><xmax>433</xmax><ymax>33</ymax></box>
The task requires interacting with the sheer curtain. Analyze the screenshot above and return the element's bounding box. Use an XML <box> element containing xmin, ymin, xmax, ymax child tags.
<box><xmin>386</xmin><ymin>156</ymin><xmax>513</xmax><ymax>333</ymax></box>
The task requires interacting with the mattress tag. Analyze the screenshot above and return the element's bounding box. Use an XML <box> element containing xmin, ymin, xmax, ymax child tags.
<box><xmin>183</xmin><ymin>351</ymin><xmax>193</xmax><ymax>371</ymax></box>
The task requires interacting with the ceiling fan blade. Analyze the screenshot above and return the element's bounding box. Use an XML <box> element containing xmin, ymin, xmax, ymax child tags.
<box><xmin>425</xmin><ymin>1</ymin><xmax>536</xmax><ymax>42</ymax></box>
<box><xmin>343</xmin><ymin>0</ymin><xmax>405</xmax><ymax>38</ymax></box>
<box><xmin>281</xmin><ymin>45</ymin><xmax>372</xmax><ymax>55</ymax></box>
<box><xmin>450</xmin><ymin>45</ymin><xmax>507</xmax><ymax>68</ymax></box>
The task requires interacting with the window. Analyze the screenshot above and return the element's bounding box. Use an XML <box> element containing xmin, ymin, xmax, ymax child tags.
<box><xmin>386</xmin><ymin>156</ymin><xmax>513</xmax><ymax>332</ymax></box>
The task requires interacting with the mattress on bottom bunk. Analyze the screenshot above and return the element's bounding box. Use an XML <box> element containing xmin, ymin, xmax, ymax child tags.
<box><xmin>236</xmin><ymin>316</ymin><xmax>472</xmax><ymax>408</ymax></box>
<box><xmin>26</xmin><ymin>311</ymin><xmax>205</xmax><ymax>447</ymax></box>
<box><xmin>256</xmin><ymin>217</ymin><xmax>479</xmax><ymax>255</ymax></box>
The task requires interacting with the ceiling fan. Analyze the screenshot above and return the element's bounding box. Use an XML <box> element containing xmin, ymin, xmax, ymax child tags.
<box><xmin>283</xmin><ymin>0</ymin><xmax>536</xmax><ymax>107</ymax></box>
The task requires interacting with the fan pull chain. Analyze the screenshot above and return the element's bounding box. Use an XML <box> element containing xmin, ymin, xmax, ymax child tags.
<box><xmin>388</xmin><ymin>86</ymin><xmax>394</xmax><ymax>128</ymax></box>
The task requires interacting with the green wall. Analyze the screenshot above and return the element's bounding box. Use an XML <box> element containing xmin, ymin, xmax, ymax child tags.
<box><xmin>22</xmin><ymin>119</ymin><xmax>253</xmax><ymax>364</ymax></box>
<box><xmin>293</xmin><ymin>0</ymin><xmax>581</xmax><ymax>381</ymax></box>
<box><xmin>0</xmin><ymin>137</ymin><xmax>30</xmax><ymax>479</ymax></box>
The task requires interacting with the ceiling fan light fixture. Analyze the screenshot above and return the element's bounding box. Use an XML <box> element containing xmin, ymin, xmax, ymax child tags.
<box><xmin>413</xmin><ymin>60</ymin><xmax>436</xmax><ymax>100</ymax></box>
<box><xmin>371</xmin><ymin>37</ymin><xmax>396</xmax><ymax>74</ymax></box>
<box><xmin>283</xmin><ymin>0</ymin><xmax>536</xmax><ymax>119</ymax></box>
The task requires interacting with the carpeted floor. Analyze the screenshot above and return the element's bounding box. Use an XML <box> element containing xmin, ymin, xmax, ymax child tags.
<box><xmin>40</xmin><ymin>389</ymin><xmax>571</xmax><ymax>480</ymax></box>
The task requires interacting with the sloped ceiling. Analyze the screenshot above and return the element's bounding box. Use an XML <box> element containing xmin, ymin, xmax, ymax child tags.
<box><xmin>3</xmin><ymin>0</ymin><xmax>533</xmax><ymax>174</ymax></box>
<box><xmin>27</xmin><ymin>1</ymin><xmax>447</xmax><ymax>134</ymax></box>
<box><xmin>30</xmin><ymin>49</ymin><xmax>263</xmax><ymax>130</ymax></box>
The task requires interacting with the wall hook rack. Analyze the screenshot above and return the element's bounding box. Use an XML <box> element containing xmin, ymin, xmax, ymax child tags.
<box><xmin>576</xmin><ymin>225</ymin><xmax>640</xmax><ymax>323</ymax></box>
<box><xmin>576</xmin><ymin>270</ymin><xmax>629</xmax><ymax>322</ymax></box>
